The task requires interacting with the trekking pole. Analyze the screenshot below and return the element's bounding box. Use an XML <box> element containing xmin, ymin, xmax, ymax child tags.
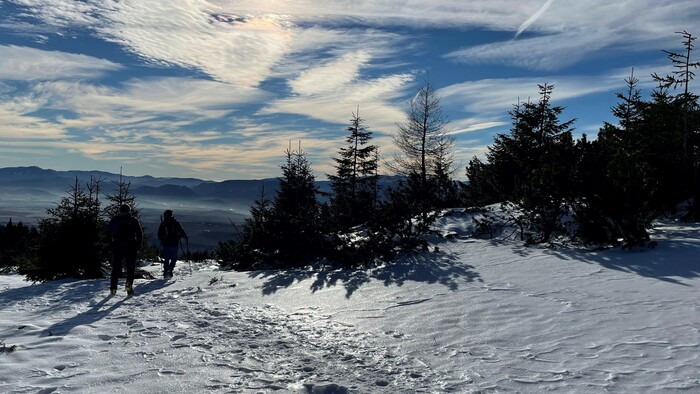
<box><xmin>187</xmin><ymin>238</ymin><xmax>192</xmax><ymax>274</ymax></box>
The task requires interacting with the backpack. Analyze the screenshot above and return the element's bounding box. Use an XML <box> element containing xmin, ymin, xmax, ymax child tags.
<box><xmin>159</xmin><ymin>218</ymin><xmax>181</xmax><ymax>245</ymax></box>
<box><xmin>111</xmin><ymin>214</ymin><xmax>137</xmax><ymax>246</ymax></box>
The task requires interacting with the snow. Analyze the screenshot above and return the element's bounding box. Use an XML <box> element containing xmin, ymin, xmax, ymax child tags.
<box><xmin>1</xmin><ymin>211</ymin><xmax>700</xmax><ymax>393</ymax></box>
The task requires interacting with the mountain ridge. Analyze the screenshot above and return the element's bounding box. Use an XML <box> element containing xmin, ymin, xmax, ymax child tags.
<box><xmin>0</xmin><ymin>166</ymin><xmax>282</xmax><ymax>202</ymax></box>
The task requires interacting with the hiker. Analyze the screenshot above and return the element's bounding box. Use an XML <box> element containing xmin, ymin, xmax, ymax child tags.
<box><xmin>158</xmin><ymin>209</ymin><xmax>188</xmax><ymax>278</ymax></box>
<box><xmin>107</xmin><ymin>204</ymin><xmax>143</xmax><ymax>296</ymax></box>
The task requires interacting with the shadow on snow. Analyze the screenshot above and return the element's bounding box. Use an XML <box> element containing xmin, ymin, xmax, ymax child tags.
<box><xmin>500</xmin><ymin>223</ymin><xmax>700</xmax><ymax>286</ymax></box>
<box><xmin>248</xmin><ymin>247</ymin><xmax>483</xmax><ymax>298</ymax></box>
<box><xmin>0</xmin><ymin>277</ymin><xmax>174</xmax><ymax>338</ymax></box>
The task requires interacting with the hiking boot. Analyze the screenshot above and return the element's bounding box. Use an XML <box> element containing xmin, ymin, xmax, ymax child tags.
<box><xmin>125</xmin><ymin>283</ymin><xmax>134</xmax><ymax>296</ymax></box>
<box><xmin>109</xmin><ymin>288</ymin><xmax>117</xmax><ymax>296</ymax></box>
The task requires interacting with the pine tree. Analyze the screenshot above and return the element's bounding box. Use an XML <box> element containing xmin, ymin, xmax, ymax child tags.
<box><xmin>104</xmin><ymin>168</ymin><xmax>140</xmax><ymax>219</ymax></box>
<box><xmin>270</xmin><ymin>143</ymin><xmax>321</xmax><ymax>266</ymax></box>
<box><xmin>650</xmin><ymin>31</ymin><xmax>700</xmax><ymax>220</ymax></box>
<box><xmin>0</xmin><ymin>219</ymin><xmax>39</xmax><ymax>272</ymax></box>
<box><xmin>239</xmin><ymin>184</ymin><xmax>274</xmax><ymax>267</ymax></box>
<box><xmin>328</xmin><ymin>108</ymin><xmax>379</xmax><ymax>229</ymax></box>
<box><xmin>21</xmin><ymin>177</ymin><xmax>108</xmax><ymax>281</ymax></box>
<box><xmin>652</xmin><ymin>30</ymin><xmax>699</xmax><ymax>162</ymax></box>
<box><xmin>574</xmin><ymin>70</ymin><xmax>683</xmax><ymax>247</ymax></box>
<box><xmin>463</xmin><ymin>156</ymin><xmax>500</xmax><ymax>207</ymax></box>
<box><xmin>467</xmin><ymin>84</ymin><xmax>575</xmax><ymax>243</ymax></box>
<box><xmin>516</xmin><ymin>84</ymin><xmax>577</xmax><ymax>242</ymax></box>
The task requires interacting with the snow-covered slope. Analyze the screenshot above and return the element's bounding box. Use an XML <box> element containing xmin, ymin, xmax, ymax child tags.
<box><xmin>1</xmin><ymin>214</ymin><xmax>699</xmax><ymax>393</ymax></box>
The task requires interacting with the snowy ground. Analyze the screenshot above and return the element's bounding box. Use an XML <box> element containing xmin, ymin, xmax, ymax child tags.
<box><xmin>1</xmin><ymin>211</ymin><xmax>700</xmax><ymax>393</ymax></box>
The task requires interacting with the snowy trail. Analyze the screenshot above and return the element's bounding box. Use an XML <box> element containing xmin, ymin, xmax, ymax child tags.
<box><xmin>0</xmin><ymin>265</ymin><xmax>440</xmax><ymax>393</ymax></box>
<box><xmin>2</xmin><ymin>218</ymin><xmax>700</xmax><ymax>392</ymax></box>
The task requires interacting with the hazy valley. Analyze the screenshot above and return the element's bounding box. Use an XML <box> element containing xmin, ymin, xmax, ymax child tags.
<box><xmin>0</xmin><ymin>166</ymin><xmax>281</xmax><ymax>251</ymax></box>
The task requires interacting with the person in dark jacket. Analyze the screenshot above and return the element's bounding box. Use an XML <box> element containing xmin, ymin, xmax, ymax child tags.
<box><xmin>107</xmin><ymin>204</ymin><xmax>143</xmax><ymax>296</ymax></box>
<box><xmin>157</xmin><ymin>209</ymin><xmax>188</xmax><ymax>279</ymax></box>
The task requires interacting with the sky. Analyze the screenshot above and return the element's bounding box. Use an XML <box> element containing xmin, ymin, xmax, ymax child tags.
<box><xmin>1</xmin><ymin>209</ymin><xmax>700</xmax><ymax>392</ymax></box>
<box><xmin>0</xmin><ymin>1</ymin><xmax>699</xmax><ymax>181</ymax></box>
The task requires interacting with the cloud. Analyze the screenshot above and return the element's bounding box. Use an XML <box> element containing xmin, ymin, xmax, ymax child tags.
<box><xmin>98</xmin><ymin>3</ymin><xmax>295</xmax><ymax>87</ymax></box>
<box><xmin>0</xmin><ymin>45</ymin><xmax>122</xmax><ymax>81</ymax></box>
<box><xmin>11</xmin><ymin>0</ymin><xmax>700</xmax><ymax>79</ymax></box>
<box><xmin>262</xmin><ymin>51</ymin><xmax>414</xmax><ymax>131</ymax></box>
<box><xmin>212</xmin><ymin>1</ymin><xmax>534</xmax><ymax>30</ymax></box>
<box><xmin>514</xmin><ymin>0</ymin><xmax>554</xmax><ymax>38</ymax></box>
<box><xmin>446</xmin><ymin>1</ymin><xmax>700</xmax><ymax>70</ymax></box>
<box><xmin>13</xmin><ymin>0</ymin><xmax>696</xmax><ymax>88</ymax></box>
<box><xmin>0</xmin><ymin>72</ymin><xmax>276</xmax><ymax>178</ymax></box>
<box><xmin>27</xmin><ymin>77</ymin><xmax>269</xmax><ymax>129</ymax></box>
<box><xmin>447</xmin><ymin>30</ymin><xmax>611</xmax><ymax>71</ymax></box>
<box><xmin>449</xmin><ymin>118</ymin><xmax>508</xmax><ymax>136</ymax></box>
<box><xmin>437</xmin><ymin>67</ymin><xmax>669</xmax><ymax>115</ymax></box>
<box><xmin>0</xmin><ymin>105</ymin><xmax>67</xmax><ymax>140</ymax></box>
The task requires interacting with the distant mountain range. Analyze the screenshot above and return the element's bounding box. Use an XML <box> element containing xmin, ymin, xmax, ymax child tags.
<box><xmin>0</xmin><ymin>166</ymin><xmax>402</xmax><ymax>203</ymax></box>
<box><xmin>0</xmin><ymin>166</ymin><xmax>296</xmax><ymax>206</ymax></box>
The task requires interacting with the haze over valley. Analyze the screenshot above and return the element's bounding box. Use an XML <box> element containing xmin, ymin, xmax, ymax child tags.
<box><xmin>0</xmin><ymin>166</ymin><xmax>269</xmax><ymax>251</ymax></box>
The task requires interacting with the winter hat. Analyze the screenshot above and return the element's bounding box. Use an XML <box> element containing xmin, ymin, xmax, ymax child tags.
<box><xmin>164</xmin><ymin>209</ymin><xmax>173</xmax><ymax>217</ymax></box>
<box><xmin>120</xmin><ymin>204</ymin><xmax>131</xmax><ymax>213</ymax></box>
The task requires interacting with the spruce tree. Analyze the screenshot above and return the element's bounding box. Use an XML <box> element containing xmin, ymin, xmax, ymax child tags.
<box><xmin>21</xmin><ymin>177</ymin><xmax>108</xmax><ymax>281</ymax></box>
<box><xmin>467</xmin><ymin>84</ymin><xmax>575</xmax><ymax>243</ymax></box>
<box><xmin>0</xmin><ymin>219</ymin><xmax>39</xmax><ymax>272</ymax></box>
<box><xmin>652</xmin><ymin>30</ymin><xmax>700</xmax><ymax>220</ymax></box>
<box><xmin>328</xmin><ymin>108</ymin><xmax>379</xmax><ymax>229</ymax></box>
<box><xmin>104</xmin><ymin>169</ymin><xmax>140</xmax><ymax>219</ymax></box>
<box><xmin>233</xmin><ymin>184</ymin><xmax>275</xmax><ymax>269</ymax></box>
<box><xmin>270</xmin><ymin>143</ymin><xmax>321</xmax><ymax>266</ymax></box>
<box><xmin>652</xmin><ymin>30</ymin><xmax>699</xmax><ymax>162</ymax></box>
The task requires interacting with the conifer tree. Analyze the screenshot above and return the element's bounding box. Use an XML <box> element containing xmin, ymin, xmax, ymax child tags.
<box><xmin>270</xmin><ymin>143</ymin><xmax>321</xmax><ymax>266</ymax></box>
<box><xmin>572</xmin><ymin>70</ymin><xmax>646</xmax><ymax>245</ymax></box>
<box><xmin>328</xmin><ymin>108</ymin><xmax>379</xmax><ymax>229</ymax></box>
<box><xmin>104</xmin><ymin>168</ymin><xmax>140</xmax><ymax>219</ymax></box>
<box><xmin>651</xmin><ymin>31</ymin><xmax>700</xmax><ymax>220</ymax></box>
<box><xmin>21</xmin><ymin>177</ymin><xmax>108</xmax><ymax>281</ymax></box>
<box><xmin>466</xmin><ymin>84</ymin><xmax>575</xmax><ymax>242</ymax></box>
<box><xmin>516</xmin><ymin>84</ymin><xmax>577</xmax><ymax>242</ymax></box>
<box><xmin>215</xmin><ymin>183</ymin><xmax>275</xmax><ymax>270</ymax></box>
<box><xmin>652</xmin><ymin>30</ymin><xmax>699</xmax><ymax>162</ymax></box>
<box><xmin>0</xmin><ymin>219</ymin><xmax>39</xmax><ymax>272</ymax></box>
<box><xmin>391</xmin><ymin>78</ymin><xmax>455</xmax><ymax>219</ymax></box>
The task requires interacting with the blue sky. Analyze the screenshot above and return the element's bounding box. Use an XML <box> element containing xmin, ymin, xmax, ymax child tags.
<box><xmin>0</xmin><ymin>1</ymin><xmax>698</xmax><ymax>181</ymax></box>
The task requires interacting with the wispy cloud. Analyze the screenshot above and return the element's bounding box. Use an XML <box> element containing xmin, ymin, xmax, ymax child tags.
<box><xmin>514</xmin><ymin>0</ymin><xmax>554</xmax><ymax>39</ymax></box>
<box><xmin>0</xmin><ymin>105</ymin><xmax>67</xmax><ymax>140</ymax></box>
<box><xmin>27</xmin><ymin>77</ymin><xmax>268</xmax><ymax>129</ymax></box>
<box><xmin>438</xmin><ymin>66</ymin><xmax>670</xmax><ymax>115</ymax></box>
<box><xmin>262</xmin><ymin>51</ymin><xmax>414</xmax><ymax>132</ymax></box>
<box><xmin>10</xmin><ymin>0</ymin><xmax>699</xmax><ymax>78</ymax></box>
<box><xmin>0</xmin><ymin>45</ymin><xmax>121</xmax><ymax>80</ymax></box>
<box><xmin>447</xmin><ymin>1</ymin><xmax>700</xmax><ymax>70</ymax></box>
<box><xmin>449</xmin><ymin>118</ymin><xmax>508</xmax><ymax>136</ymax></box>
